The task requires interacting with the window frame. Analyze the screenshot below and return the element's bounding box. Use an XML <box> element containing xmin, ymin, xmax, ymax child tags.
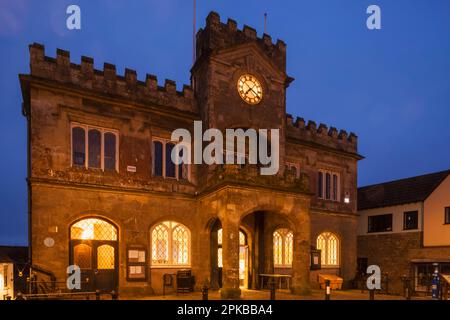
<box><xmin>403</xmin><ymin>210</ymin><xmax>419</xmax><ymax>230</ymax></box>
<box><xmin>445</xmin><ymin>207</ymin><xmax>450</xmax><ymax>225</ymax></box>
<box><xmin>316</xmin><ymin>232</ymin><xmax>340</xmax><ymax>267</ymax></box>
<box><xmin>318</xmin><ymin>169</ymin><xmax>341</xmax><ymax>202</ymax></box>
<box><xmin>152</xmin><ymin>138</ymin><xmax>189</xmax><ymax>181</ymax></box>
<box><xmin>70</xmin><ymin>123</ymin><xmax>119</xmax><ymax>172</ymax></box>
<box><xmin>368</xmin><ymin>213</ymin><xmax>393</xmax><ymax>233</ymax></box>
<box><xmin>150</xmin><ymin>221</ymin><xmax>191</xmax><ymax>268</ymax></box>
<box><xmin>273</xmin><ymin>228</ymin><xmax>294</xmax><ymax>268</ymax></box>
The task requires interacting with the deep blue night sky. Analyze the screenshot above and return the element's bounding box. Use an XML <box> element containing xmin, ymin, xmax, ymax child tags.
<box><xmin>0</xmin><ymin>0</ymin><xmax>449</xmax><ymax>245</ymax></box>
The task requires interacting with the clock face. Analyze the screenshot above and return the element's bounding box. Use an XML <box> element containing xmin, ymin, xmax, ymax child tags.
<box><xmin>237</xmin><ymin>74</ymin><xmax>263</xmax><ymax>105</ymax></box>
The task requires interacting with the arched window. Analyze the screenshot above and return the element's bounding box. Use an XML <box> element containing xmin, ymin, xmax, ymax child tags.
<box><xmin>316</xmin><ymin>232</ymin><xmax>339</xmax><ymax>267</ymax></box>
<box><xmin>70</xmin><ymin>218</ymin><xmax>117</xmax><ymax>241</ymax></box>
<box><xmin>273</xmin><ymin>228</ymin><xmax>293</xmax><ymax>267</ymax></box>
<box><xmin>151</xmin><ymin>221</ymin><xmax>190</xmax><ymax>266</ymax></box>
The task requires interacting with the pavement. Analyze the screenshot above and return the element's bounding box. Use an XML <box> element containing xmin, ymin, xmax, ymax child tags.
<box><xmin>127</xmin><ymin>289</ymin><xmax>435</xmax><ymax>300</ymax></box>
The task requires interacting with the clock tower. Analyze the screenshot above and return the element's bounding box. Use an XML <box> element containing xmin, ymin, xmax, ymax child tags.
<box><xmin>191</xmin><ymin>12</ymin><xmax>293</xmax><ymax>172</ymax></box>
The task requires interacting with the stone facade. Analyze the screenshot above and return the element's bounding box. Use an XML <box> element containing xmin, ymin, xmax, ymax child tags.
<box><xmin>19</xmin><ymin>11</ymin><xmax>362</xmax><ymax>298</ymax></box>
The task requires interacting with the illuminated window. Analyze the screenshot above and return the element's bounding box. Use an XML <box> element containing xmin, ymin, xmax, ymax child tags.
<box><xmin>151</xmin><ymin>221</ymin><xmax>190</xmax><ymax>266</ymax></box>
<box><xmin>316</xmin><ymin>232</ymin><xmax>339</xmax><ymax>267</ymax></box>
<box><xmin>273</xmin><ymin>228</ymin><xmax>293</xmax><ymax>267</ymax></box>
<box><xmin>70</xmin><ymin>218</ymin><xmax>117</xmax><ymax>241</ymax></box>
<box><xmin>71</xmin><ymin>123</ymin><xmax>118</xmax><ymax>172</ymax></box>
<box><xmin>97</xmin><ymin>244</ymin><xmax>115</xmax><ymax>270</ymax></box>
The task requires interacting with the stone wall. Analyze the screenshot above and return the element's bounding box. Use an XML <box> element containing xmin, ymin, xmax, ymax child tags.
<box><xmin>357</xmin><ymin>232</ymin><xmax>421</xmax><ymax>294</ymax></box>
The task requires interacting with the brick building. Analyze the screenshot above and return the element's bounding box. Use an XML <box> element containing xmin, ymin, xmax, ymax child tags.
<box><xmin>19</xmin><ymin>12</ymin><xmax>362</xmax><ymax>298</ymax></box>
<box><xmin>358</xmin><ymin>170</ymin><xmax>450</xmax><ymax>295</ymax></box>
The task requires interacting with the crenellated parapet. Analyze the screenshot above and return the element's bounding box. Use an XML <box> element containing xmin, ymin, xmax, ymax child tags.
<box><xmin>195</xmin><ymin>11</ymin><xmax>286</xmax><ymax>71</ymax></box>
<box><xmin>286</xmin><ymin>114</ymin><xmax>358</xmax><ymax>154</ymax></box>
<box><xmin>28</xmin><ymin>43</ymin><xmax>196</xmax><ymax>114</ymax></box>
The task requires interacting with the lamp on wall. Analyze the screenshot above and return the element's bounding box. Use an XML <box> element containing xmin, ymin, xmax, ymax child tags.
<box><xmin>344</xmin><ymin>192</ymin><xmax>350</xmax><ymax>204</ymax></box>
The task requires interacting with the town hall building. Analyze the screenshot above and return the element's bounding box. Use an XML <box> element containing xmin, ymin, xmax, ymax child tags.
<box><xmin>19</xmin><ymin>12</ymin><xmax>362</xmax><ymax>298</ymax></box>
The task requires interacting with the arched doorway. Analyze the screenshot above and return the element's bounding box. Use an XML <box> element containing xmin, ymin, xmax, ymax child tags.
<box><xmin>69</xmin><ymin>218</ymin><xmax>118</xmax><ymax>293</ymax></box>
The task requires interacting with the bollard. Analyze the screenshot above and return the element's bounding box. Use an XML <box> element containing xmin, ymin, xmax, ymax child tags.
<box><xmin>202</xmin><ymin>285</ymin><xmax>209</xmax><ymax>300</ymax></box>
<box><xmin>95</xmin><ymin>290</ymin><xmax>100</xmax><ymax>300</ymax></box>
<box><xmin>384</xmin><ymin>272</ymin><xmax>389</xmax><ymax>295</ymax></box>
<box><xmin>15</xmin><ymin>292</ymin><xmax>25</xmax><ymax>300</ymax></box>
<box><xmin>405</xmin><ymin>278</ymin><xmax>412</xmax><ymax>300</ymax></box>
<box><xmin>111</xmin><ymin>290</ymin><xmax>118</xmax><ymax>300</ymax></box>
<box><xmin>369</xmin><ymin>289</ymin><xmax>375</xmax><ymax>300</ymax></box>
<box><xmin>325</xmin><ymin>279</ymin><xmax>331</xmax><ymax>300</ymax></box>
<box><xmin>269</xmin><ymin>278</ymin><xmax>276</xmax><ymax>300</ymax></box>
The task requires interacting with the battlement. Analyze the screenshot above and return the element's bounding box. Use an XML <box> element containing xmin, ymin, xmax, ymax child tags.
<box><xmin>286</xmin><ymin>114</ymin><xmax>358</xmax><ymax>154</ymax></box>
<box><xmin>28</xmin><ymin>43</ymin><xmax>196</xmax><ymax>113</ymax></box>
<box><xmin>196</xmin><ymin>11</ymin><xmax>286</xmax><ymax>71</ymax></box>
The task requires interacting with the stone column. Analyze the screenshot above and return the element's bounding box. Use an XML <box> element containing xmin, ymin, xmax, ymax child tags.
<box><xmin>220</xmin><ymin>219</ymin><xmax>241</xmax><ymax>299</ymax></box>
<box><xmin>291</xmin><ymin>210</ymin><xmax>311</xmax><ymax>295</ymax></box>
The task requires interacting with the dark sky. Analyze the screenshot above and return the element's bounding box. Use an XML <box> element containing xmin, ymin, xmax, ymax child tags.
<box><xmin>0</xmin><ymin>0</ymin><xmax>449</xmax><ymax>245</ymax></box>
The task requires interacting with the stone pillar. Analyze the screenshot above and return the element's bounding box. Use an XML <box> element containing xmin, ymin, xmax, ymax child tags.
<box><xmin>291</xmin><ymin>213</ymin><xmax>311</xmax><ymax>295</ymax></box>
<box><xmin>220</xmin><ymin>219</ymin><xmax>241</xmax><ymax>299</ymax></box>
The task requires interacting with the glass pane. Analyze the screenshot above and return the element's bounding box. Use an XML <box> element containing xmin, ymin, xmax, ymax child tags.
<box><xmin>318</xmin><ymin>172</ymin><xmax>323</xmax><ymax>198</ymax></box>
<box><xmin>328</xmin><ymin>235</ymin><xmax>338</xmax><ymax>265</ymax></box>
<box><xmin>173</xmin><ymin>225</ymin><xmax>189</xmax><ymax>264</ymax></box>
<box><xmin>317</xmin><ymin>234</ymin><xmax>327</xmax><ymax>265</ymax></box>
<box><xmin>104</xmin><ymin>133</ymin><xmax>116</xmax><ymax>171</ymax></box>
<box><xmin>97</xmin><ymin>245</ymin><xmax>115</xmax><ymax>270</ymax></box>
<box><xmin>72</xmin><ymin>127</ymin><xmax>85</xmax><ymax>166</ymax></box>
<box><xmin>273</xmin><ymin>231</ymin><xmax>283</xmax><ymax>265</ymax></box>
<box><xmin>165</xmin><ymin>143</ymin><xmax>176</xmax><ymax>178</ymax></box>
<box><xmin>217</xmin><ymin>248</ymin><xmax>223</xmax><ymax>268</ymax></box>
<box><xmin>153</xmin><ymin>141</ymin><xmax>163</xmax><ymax>176</ymax></box>
<box><xmin>74</xmin><ymin>244</ymin><xmax>92</xmax><ymax>269</ymax></box>
<box><xmin>217</xmin><ymin>229</ymin><xmax>222</xmax><ymax>245</ymax></box>
<box><xmin>71</xmin><ymin>218</ymin><xmax>117</xmax><ymax>240</ymax></box>
<box><xmin>239</xmin><ymin>231</ymin><xmax>246</xmax><ymax>246</ymax></box>
<box><xmin>152</xmin><ymin>224</ymin><xmax>169</xmax><ymax>264</ymax></box>
<box><xmin>88</xmin><ymin>129</ymin><xmax>101</xmax><ymax>168</ymax></box>
<box><xmin>332</xmin><ymin>174</ymin><xmax>338</xmax><ymax>201</ymax></box>
<box><xmin>285</xmin><ymin>232</ymin><xmax>293</xmax><ymax>266</ymax></box>
<box><xmin>325</xmin><ymin>173</ymin><xmax>331</xmax><ymax>199</ymax></box>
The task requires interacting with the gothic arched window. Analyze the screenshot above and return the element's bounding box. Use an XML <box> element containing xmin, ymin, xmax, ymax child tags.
<box><xmin>316</xmin><ymin>232</ymin><xmax>339</xmax><ymax>267</ymax></box>
<box><xmin>273</xmin><ymin>228</ymin><xmax>293</xmax><ymax>267</ymax></box>
<box><xmin>151</xmin><ymin>221</ymin><xmax>190</xmax><ymax>266</ymax></box>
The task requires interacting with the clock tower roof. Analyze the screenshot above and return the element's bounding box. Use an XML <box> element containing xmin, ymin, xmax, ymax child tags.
<box><xmin>195</xmin><ymin>11</ymin><xmax>287</xmax><ymax>73</ymax></box>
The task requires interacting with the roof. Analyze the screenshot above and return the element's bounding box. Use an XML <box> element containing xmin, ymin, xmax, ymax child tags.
<box><xmin>358</xmin><ymin>170</ymin><xmax>449</xmax><ymax>210</ymax></box>
<box><xmin>0</xmin><ymin>246</ymin><xmax>28</xmax><ymax>263</ymax></box>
